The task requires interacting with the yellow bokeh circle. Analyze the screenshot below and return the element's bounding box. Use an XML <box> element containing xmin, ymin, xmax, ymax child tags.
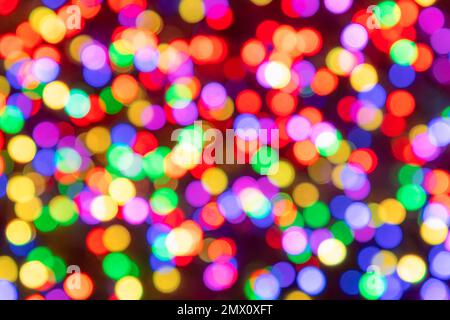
<box><xmin>250</xmin><ymin>0</ymin><xmax>272</xmax><ymax>5</ymax></box>
<box><xmin>43</xmin><ymin>81</ymin><xmax>70</xmax><ymax>110</ymax></box>
<box><xmin>201</xmin><ymin>167</ymin><xmax>228</xmax><ymax>195</ymax></box>
<box><xmin>0</xmin><ymin>256</ymin><xmax>19</xmax><ymax>282</ymax></box>
<box><xmin>153</xmin><ymin>267</ymin><xmax>181</xmax><ymax>294</ymax></box>
<box><xmin>7</xmin><ymin>176</ymin><xmax>35</xmax><ymax>203</ymax></box>
<box><xmin>317</xmin><ymin>238</ymin><xmax>347</xmax><ymax>266</ymax></box>
<box><xmin>371</xmin><ymin>250</ymin><xmax>398</xmax><ymax>275</ymax></box>
<box><xmin>327</xmin><ymin>140</ymin><xmax>351</xmax><ymax>164</ymax></box>
<box><xmin>127</xmin><ymin>100</ymin><xmax>150</xmax><ymax>127</ymax></box>
<box><xmin>91</xmin><ymin>195</ymin><xmax>118</xmax><ymax>222</ymax></box>
<box><xmin>268</xmin><ymin>160</ymin><xmax>295</xmax><ymax>188</ymax></box>
<box><xmin>108</xmin><ymin>178</ymin><xmax>136</xmax><ymax>205</ymax></box>
<box><xmin>29</xmin><ymin>7</ymin><xmax>54</xmax><ymax>32</ymax></box>
<box><xmin>85</xmin><ymin>126</ymin><xmax>111</xmax><ymax>154</ymax></box>
<box><xmin>292</xmin><ymin>183</ymin><xmax>319</xmax><ymax>208</ymax></box>
<box><xmin>378</xmin><ymin>198</ymin><xmax>406</xmax><ymax>225</ymax></box>
<box><xmin>397</xmin><ymin>254</ymin><xmax>427</xmax><ymax>283</ymax></box>
<box><xmin>350</xmin><ymin>63</ymin><xmax>378</xmax><ymax>92</ymax></box>
<box><xmin>136</xmin><ymin>11</ymin><xmax>164</xmax><ymax>34</ymax></box>
<box><xmin>19</xmin><ymin>261</ymin><xmax>49</xmax><ymax>289</ymax></box>
<box><xmin>49</xmin><ymin>195</ymin><xmax>78</xmax><ymax>224</ymax></box>
<box><xmin>15</xmin><ymin>197</ymin><xmax>43</xmax><ymax>222</ymax></box>
<box><xmin>39</xmin><ymin>15</ymin><xmax>66</xmax><ymax>44</ymax></box>
<box><xmin>103</xmin><ymin>225</ymin><xmax>131</xmax><ymax>252</ymax></box>
<box><xmin>420</xmin><ymin>218</ymin><xmax>448</xmax><ymax>245</ymax></box>
<box><xmin>284</xmin><ymin>290</ymin><xmax>311</xmax><ymax>300</ymax></box>
<box><xmin>179</xmin><ymin>0</ymin><xmax>205</xmax><ymax>24</ymax></box>
<box><xmin>414</xmin><ymin>0</ymin><xmax>436</xmax><ymax>7</ymax></box>
<box><xmin>115</xmin><ymin>276</ymin><xmax>143</xmax><ymax>300</ymax></box>
<box><xmin>8</xmin><ymin>135</ymin><xmax>37</xmax><ymax>163</ymax></box>
<box><xmin>6</xmin><ymin>219</ymin><xmax>35</xmax><ymax>246</ymax></box>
